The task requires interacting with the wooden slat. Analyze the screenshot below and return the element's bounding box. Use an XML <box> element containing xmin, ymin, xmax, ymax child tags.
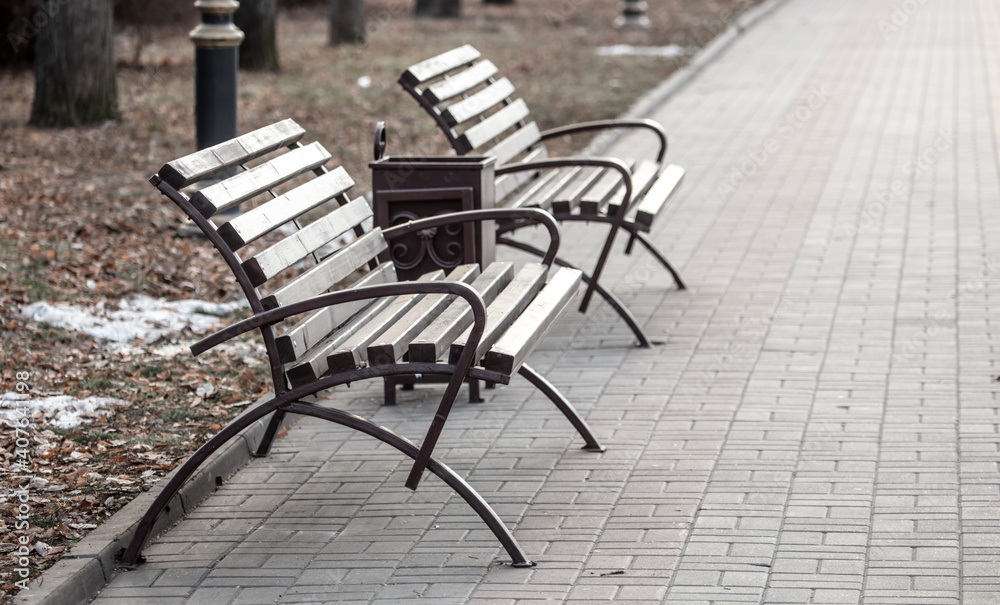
<box><xmin>275</xmin><ymin>262</ymin><xmax>395</xmax><ymax>364</ymax></box>
<box><xmin>449</xmin><ymin>263</ymin><xmax>547</xmax><ymax>366</ymax></box>
<box><xmin>366</xmin><ymin>264</ymin><xmax>481</xmax><ymax>366</ymax></box>
<box><xmin>494</xmin><ymin>147</ymin><xmax>548</xmax><ymax>204</ymax></box>
<box><xmin>326</xmin><ymin>271</ymin><xmax>445</xmax><ymax>373</ymax></box>
<box><xmin>260</xmin><ymin>228</ymin><xmax>387</xmax><ymax>310</ymax></box>
<box><xmin>456</xmin><ymin>99</ymin><xmax>530</xmax><ymax>154</ymax></box>
<box><xmin>400</xmin><ymin>44</ymin><xmax>481</xmax><ymax>87</ymax></box>
<box><xmin>442</xmin><ymin>78</ymin><xmax>516</xmax><ymax>127</ymax></box>
<box><xmin>243</xmin><ymin>197</ymin><xmax>372</xmax><ymax>287</ymax></box>
<box><xmin>634</xmin><ymin>164</ymin><xmax>685</xmax><ymax>229</ymax></box>
<box><xmin>485</xmin><ymin>121</ymin><xmax>542</xmax><ymax>166</ymax></box>
<box><xmin>408</xmin><ymin>262</ymin><xmax>514</xmax><ymax>363</ymax></box>
<box><xmin>158</xmin><ymin>119</ymin><xmax>305</xmax><ymax>189</ymax></box>
<box><xmin>507</xmin><ymin>165</ymin><xmax>578</xmax><ymax>211</ymax></box>
<box><xmin>285</xmin><ymin>290</ymin><xmax>396</xmax><ymax>387</ymax></box>
<box><xmin>578</xmin><ymin>159</ymin><xmax>636</xmax><ymax>216</ymax></box>
<box><xmin>217</xmin><ymin>167</ymin><xmax>354</xmax><ymax>250</ymax></box>
<box><xmin>607</xmin><ymin>160</ymin><xmax>660</xmax><ymax>217</ymax></box>
<box><xmin>424</xmin><ymin>60</ymin><xmax>498</xmax><ymax>104</ymax></box>
<box><xmin>484</xmin><ymin>267</ymin><xmax>582</xmax><ymax>375</ymax></box>
<box><xmin>551</xmin><ymin>167</ymin><xmax>602</xmax><ymax>214</ymax></box>
<box><xmin>189</xmin><ymin>142</ymin><xmax>332</xmax><ymax>219</ymax></box>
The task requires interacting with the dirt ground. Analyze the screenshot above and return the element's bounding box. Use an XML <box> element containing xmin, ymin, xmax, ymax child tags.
<box><xmin>0</xmin><ymin>0</ymin><xmax>761</xmax><ymax>599</ymax></box>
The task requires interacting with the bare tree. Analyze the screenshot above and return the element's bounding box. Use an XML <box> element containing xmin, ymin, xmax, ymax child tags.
<box><xmin>415</xmin><ymin>0</ymin><xmax>460</xmax><ymax>18</ymax></box>
<box><xmin>30</xmin><ymin>0</ymin><xmax>118</xmax><ymax>126</ymax></box>
<box><xmin>329</xmin><ymin>0</ymin><xmax>365</xmax><ymax>45</ymax></box>
<box><xmin>235</xmin><ymin>0</ymin><xmax>279</xmax><ymax>71</ymax></box>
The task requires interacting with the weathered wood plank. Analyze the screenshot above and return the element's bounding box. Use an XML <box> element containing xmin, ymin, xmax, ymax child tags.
<box><xmin>260</xmin><ymin>228</ymin><xmax>387</xmax><ymax>310</ymax></box>
<box><xmin>189</xmin><ymin>142</ymin><xmax>332</xmax><ymax>219</ymax></box>
<box><xmin>217</xmin><ymin>167</ymin><xmax>354</xmax><ymax>250</ymax></box>
<box><xmin>484</xmin><ymin>267</ymin><xmax>582</xmax><ymax>375</ymax></box>
<box><xmin>507</xmin><ymin>165</ymin><xmax>577</xmax><ymax>211</ymax></box>
<box><xmin>486</xmin><ymin>121</ymin><xmax>541</xmax><ymax>166</ymax></box>
<box><xmin>606</xmin><ymin>160</ymin><xmax>659</xmax><ymax>217</ymax></box>
<box><xmin>275</xmin><ymin>262</ymin><xmax>395</xmax><ymax>364</ymax></box>
<box><xmin>408</xmin><ymin>262</ymin><xmax>514</xmax><ymax>363</ymax></box>
<box><xmin>159</xmin><ymin>119</ymin><xmax>305</xmax><ymax>189</ymax></box>
<box><xmin>366</xmin><ymin>264</ymin><xmax>480</xmax><ymax>366</ymax></box>
<box><xmin>243</xmin><ymin>197</ymin><xmax>372</xmax><ymax>287</ymax></box>
<box><xmin>456</xmin><ymin>99</ymin><xmax>530</xmax><ymax>155</ymax></box>
<box><xmin>634</xmin><ymin>163</ymin><xmax>685</xmax><ymax>229</ymax></box>
<box><xmin>424</xmin><ymin>59</ymin><xmax>498</xmax><ymax>104</ymax></box>
<box><xmin>494</xmin><ymin>147</ymin><xmax>547</xmax><ymax>203</ymax></box>
<box><xmin>551</xmin><ymin>167</ymin><xmax>602</xmax><ymax>214</ymax></box>
<box><xmin>400</xmin><ymin>44</ymin><xmax>480</xmax><ymax>87</ymax></box>
<box><xmin>442</xmin><ymin>78</ymin><xmax>516</xmax><ymax>127</ymax></box>
<box><xmin>326</xmin><ymin>270</ymin><xmax>445</xmax><ymax>373</ymax></box>
<box><xmin>578</xmin><ymin>159</ymin><xmax>635</xmax><ymax>216</ymax></box>
<box><xmin>449</xmin><ymin>263</ymin><xmax>547</xmax><ymax>366</ymax></box>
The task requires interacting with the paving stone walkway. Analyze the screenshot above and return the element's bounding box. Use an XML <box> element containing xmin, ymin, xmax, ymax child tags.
<box><xmin>91</xmin><ymin>0</ymin><xmax>1000</xmax><ymax>602</ymax></box>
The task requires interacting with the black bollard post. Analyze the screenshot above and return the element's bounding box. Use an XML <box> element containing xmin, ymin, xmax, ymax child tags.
<box><xmin>615</xmin><ymin>0</ymin><xmax>652</xmax><ymax>29</ymax></box>
<box><xmin>191</xmin><ymin>1</ymin><xmax>244</xmax><ymax>151</ymax></box>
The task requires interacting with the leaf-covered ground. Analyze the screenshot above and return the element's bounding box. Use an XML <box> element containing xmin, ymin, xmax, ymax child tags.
<box><xmin>0</xmin><ymin>0</ymin><xmax>760</xmax><ymax>599</ymax></box>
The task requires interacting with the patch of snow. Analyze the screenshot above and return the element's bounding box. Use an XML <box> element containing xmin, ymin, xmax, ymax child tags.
<box><xmin>21</xmin><ymin>295</ymin><xmax>247</xmax><ymax>345</ymax></box>
<box><xmin>595</xmin><ymin>44</ymin><xmax>688</xmax><ymax>57</ymax></box>
<box><xmin>1</xmin><ymin>392</ymin><xmax>126</xmax><ymax>429</ymax></box>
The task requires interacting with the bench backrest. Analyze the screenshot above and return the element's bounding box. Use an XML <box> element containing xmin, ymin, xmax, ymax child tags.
<box><xmin>149</xmin><ymin>119</ymin><xmax>394</xmax><ymax>391</ymax></box>
<box><xmin>399</xmin><ymin>45</ymin><xmax>548</xmax><ymax>201</ymax></box>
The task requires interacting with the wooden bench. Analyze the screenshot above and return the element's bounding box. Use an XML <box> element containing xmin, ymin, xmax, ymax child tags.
<box><xmin>118</xmin><ymin>118</ymin><xmax>603</xmax><ymax>570</ymax></box>
<box><xmin>399</xmin><ymin>45</ymin><xmax>687</xmax><ymax>348</ymax></box>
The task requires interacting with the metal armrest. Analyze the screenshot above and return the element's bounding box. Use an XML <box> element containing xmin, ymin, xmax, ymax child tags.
<box><xmin>539</xmin><ymin>119</ymin><xmax>668</xmax><ymax>163</ymax></box>
<box><xmin>382</xmin><ymin>207</ymin><xmax>561</xmax><ymax>266</ymax></box>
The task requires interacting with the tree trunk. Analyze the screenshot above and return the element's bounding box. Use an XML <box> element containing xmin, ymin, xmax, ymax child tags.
<box><xmin>415</xmin><ymin>0</ymin><xmax>460</xmax><ymax>18</ymax></box>
<box><xmin>329</xmin><ymin>0</ymin><xmax>365</xmax><ymax>45</ymax></box>
<box><xmin>235</xmin><ymin>0</ymin><xmax>279</xmax><ymax>71</ymax></box>
<box><xmin>30</xmin><ymin>0</ymin><xmax>118</xmax><ymax>127</ymax></box>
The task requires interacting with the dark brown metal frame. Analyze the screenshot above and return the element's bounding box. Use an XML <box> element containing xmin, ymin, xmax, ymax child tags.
<box><xmin>120</xmin><ymin>171</ymin><xmax>604</xmax><ymax>571</ymax></box>
<box><xmin>399</xmin><ymin>73</ymin><xmax>687</xmax><ymax>349</ymax></box>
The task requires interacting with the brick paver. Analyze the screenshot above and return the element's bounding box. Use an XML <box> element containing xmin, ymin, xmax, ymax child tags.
<box><xmin>89</xmin><ymin>0</ymin><xmax>1000</xmax><ymax>603</ymax></box>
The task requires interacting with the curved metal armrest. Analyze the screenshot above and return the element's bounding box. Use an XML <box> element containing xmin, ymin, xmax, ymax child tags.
<box><xmin>191</xmin><ymin>281</ymin><xmax>488</xmax><ymax>358</ymax></box>
<box><xmin>496</xmin><ymin>157</ymin><xmax>634</xmax><ymax>224</ymax></box>
<box><xmin>539</xmin><ymin>119</ymin><xmax>668</xmax><ymax>163</ymax></box>
<box><xmin>382</xmin><ymin>207</ymin><xmax>561</xmax><ymax>266</ymax></box>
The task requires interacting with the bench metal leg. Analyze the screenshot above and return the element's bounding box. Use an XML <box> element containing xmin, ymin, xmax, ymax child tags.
<box><xmin>518</xmin><ymin>364</ymin><xmax>605</xmax><ymax>452</ymax></box>
<box><xmin>256</xmin><ymin>409</ymin><xmax>288</xmax><ymax>457</ymax></box>
<box><xmin>623</xmin><ymin>227</ymin><xmax>686</xmax><ymax>290</ymax></box>
<box><xmin>120</xmin><ymin>398</ymin><xmax>536</xmax><ymax>570</ymax></box>
<box><xmin>498</xmin><ymin>236</ymin><xmax>653</xmax><ymax>348</ymax></box>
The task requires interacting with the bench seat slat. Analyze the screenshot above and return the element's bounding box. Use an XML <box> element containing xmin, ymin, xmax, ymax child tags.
<box><xmin>605</xmin><ymin>160</ymin><xmax>659</xmax><ymax>218</ymax></box>
<box><xmin>400</xmin><ymin>44</ymin><xmax>480</xmax><ymax>87</ymax></box>
<box><xmin>484</xmin><ymin>267</ymin><xmax>582</xmax><ymax>375</ymax></box>
<box><xmin>189</xmin><ymin>142</ymin><xmax>332</xmax><ymax>219</ymax></box>
<box><xmin>449</xmin><ymin>263</ymin><xmax>547</xmax><ymax>365</ymax></box>
<box><xmin>486</xmin><ymin>121</ymin><xmax>542</xmax><ymax>166</ymax></box>
<box><xmin>275</xmin><ymin>262</ymin><xmax>396</xmax><ymax>364</ymax></box>
<box><xmin>494</xmin><ymin>147</ymin><xmax>548</xmax><ymax>203</ymax></box>
<box><xmin>243</xmin><ymin>197</ymin><xmax>372</xmax><ymax>287</ymax></box>
<box><xmin>326</xmin><ymin>270</ymin><xmax>446</xmax><ymax>373</ymax></box>
<box><xmin>456</xmin><ymin>99</ymin><xmax>530</xmax><ymax>155</ymax></box>
<box><xmin>443</xmin><ymin>78</ymin><xmax>516</xmax><ymax>127</ymax></box>
<box><xmin>424</xmin><ymin>60</ymin><xmax>498</xmax><ymax>104</ymax></box>
<box><xmin>551</xmin><ymin>167</ymin><xmax>603</xmax><ymax>214</ymax></box>
<box><xmin>508</xmin><ymin>166</ymin><xmax>578</xmax><ymax>211</ymax></box>
<box><xmin>261</xmin><ymin>228</ymin><xmax>387</xmax><ymax>310</ymax></box>
<box><xmin>634</xmin><ymin>164</ymin><xmax>685</xmax><ymax>229</ymax></box>
<box><xmin>218</xmin><ymin>167</ymin><xmax>355</xmax><ymax>250</ymax></box>
<box><xmin>579</xmin><ymin>159</ymin><xmax>636</xmax><ymax>216</ymax></box>
<box><xmin>367</xmin><ymin>264</ymin><xmax>481</xmax><ymax>366</ymax></box>
<box><xmin>408</xmin><ymin>262</ymin><xmax>514</xmax><ymax>363</ymax></box>
<box><xmin>159</xmin><ymin>119</ymin><xmax>305</xmax><ymax>189</ymax></box>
